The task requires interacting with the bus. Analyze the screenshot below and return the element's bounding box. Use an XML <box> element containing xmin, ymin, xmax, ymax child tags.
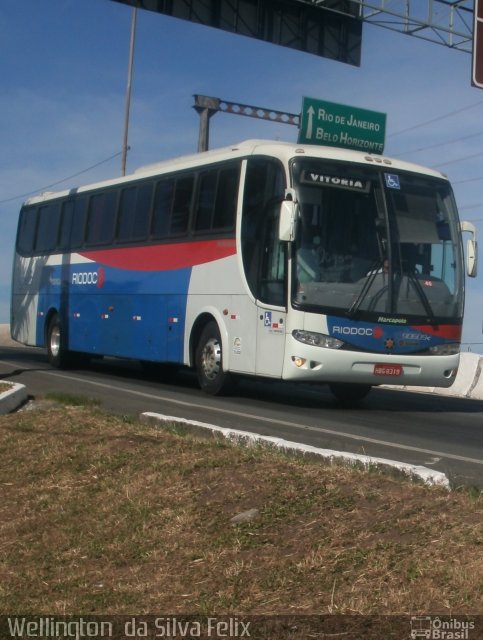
<box><xmin>11</xmin><ymin>139</ymin><xmax>478</xmax><ymax>402</ymax></box>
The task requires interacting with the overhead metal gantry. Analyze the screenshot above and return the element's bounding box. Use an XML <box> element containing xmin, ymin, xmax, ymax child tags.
<box><xmin>112</xmin><ymin>0</ymin><xmax>363</xmax><ymax>65</ymax></box>
<box><xmin>114</xmin><ymin>1</ymin><xmax>475</xmax><ymax>56</ymax></box>
<box><xmin>326</xmin><ymin>0</ymin><xmax>474</xmax><ymax>53</ymax></box>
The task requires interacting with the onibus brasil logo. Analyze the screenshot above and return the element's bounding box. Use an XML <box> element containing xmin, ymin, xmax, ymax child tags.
<box><xmin>410</xmin><ymin>616</ymin><xmax>475</xmax><ymax>639</ymax></box>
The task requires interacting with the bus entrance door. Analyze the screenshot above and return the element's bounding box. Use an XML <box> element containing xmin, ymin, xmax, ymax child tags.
<box><xmin>256</xmin><ymin>308</ymin><xmax>286</xmax><ymax>378</ymax></box>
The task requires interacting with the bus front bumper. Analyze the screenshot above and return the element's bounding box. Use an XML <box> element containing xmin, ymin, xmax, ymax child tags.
<box><xmin>282</xmin><ymin>335</ymin><xmax>459</xmax><ymax>388</ymax></box>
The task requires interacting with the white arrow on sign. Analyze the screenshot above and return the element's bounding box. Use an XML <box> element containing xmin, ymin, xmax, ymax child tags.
<box><xmin>306</xmin><ymin>105</ymin><xmax>315</xmax><ymax>140</ymax></box>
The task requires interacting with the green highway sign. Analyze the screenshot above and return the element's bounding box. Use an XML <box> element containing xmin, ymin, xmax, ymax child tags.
<box><xmin>298</xmin><ymin>97</ymin><xmax>386</xmax><ymax>153</ymax></box>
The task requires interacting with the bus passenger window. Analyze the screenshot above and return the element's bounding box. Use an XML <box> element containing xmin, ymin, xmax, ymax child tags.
<box><xmin>213</xmin><ymin>166</ymin><xmax>238</xmax><ymax>230</ymax></box>
<box><xmin>171</xmin><ymin>175</ymin><xmax>194</xmax><ymax>235</ymax></box>
<box><xmin>118</xmin><ymin>183</ymin><xmax>152</xmax><ymax>242</ymax></box>
<box><xmin>17</xmin><ymin>207</ymin><xmax>38</xmax><ymax>255</ymax></box>
<box><xmin>59</xmin><ymin>197</ymin><xmax>88</xmax><ymax>250</ymax></box>
<box><xmin>152</xmin><ymin>179</ymin><xmax>174</xmax><ymax>238</ymax></box>
<box><xmin>86</xmin><ymin>191</ymin><xmax>118</xmax><ymax>246</ymax></box>
<box><xmin>35</xmin><ymin>203</ymin><xmax>61</xmax><ymax>252</ymax></box>
<box><xmin>194</xmin><ymin>164</ymin><xmax>239</xmax><ymax>233</ymax></box>
<box><xmin>194</xmin><ymin>170</ymin><xmax>217</xmax><ymax>231</ymax></box>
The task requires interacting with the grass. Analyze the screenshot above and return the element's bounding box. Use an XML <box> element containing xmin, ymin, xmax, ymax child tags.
<box><xmin>45</xmin><ymin>391</ymin><xmax>101</xmax><ymax>407</ymax></box>
<box><xmin>0</xmin><ymin>401</ymin><xmax>481</xmax><ymax>617</ymax></box>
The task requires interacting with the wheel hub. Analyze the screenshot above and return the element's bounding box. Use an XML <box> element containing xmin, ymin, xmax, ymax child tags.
<box><xmin>201</xmin><ymin>337</ymin><xmax>221</xmax><ymax>381</ymax></box>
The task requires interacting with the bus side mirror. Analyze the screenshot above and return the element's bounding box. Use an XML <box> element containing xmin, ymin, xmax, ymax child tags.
<box><xmin>467</xmin><ymin>238</ymin><xmax>477</xmax><ymax>277</ymax></box>
<box><xmin>460</xmin><ymin>221</ymin><xmax>478</xmax><ymax>278</ymax></box>
<box><xmin>279</xmin><ymin>200</ymin><xmax>297</xmax><ymax>242</ymax></box>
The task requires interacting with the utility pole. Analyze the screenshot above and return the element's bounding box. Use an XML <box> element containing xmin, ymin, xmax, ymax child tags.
<box><xmin>121</xmin><ymin>7</ymin><xmax>137</xmax><ymax>176</ymax></box>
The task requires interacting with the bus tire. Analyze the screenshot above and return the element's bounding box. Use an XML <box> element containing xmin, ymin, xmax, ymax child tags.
<box><xmin>195</xmin><ymin>322</ymin><xmax>233</xmax><ymax>395</ymax></box>
<box><xmin>328</xmin><ymin>382</ymin><xmax>372</xmax><ymax>405</ymax></box>
<box><xmin>46</xmin><ymin>314</ymin><xmax>70</xmax><ymax>369</ymax></box>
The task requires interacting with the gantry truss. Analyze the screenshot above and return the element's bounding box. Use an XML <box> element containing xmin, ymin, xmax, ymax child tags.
<box><xmin>304</xmin><ymin>0</ymin><xmax>474</xmax><ymax>52</ymax></box>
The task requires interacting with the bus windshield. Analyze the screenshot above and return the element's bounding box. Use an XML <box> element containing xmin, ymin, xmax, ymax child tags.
<box><xmin>291</xmin><ymin>160</ymin><xmax>464</xmax><ymax>322</ymax></box>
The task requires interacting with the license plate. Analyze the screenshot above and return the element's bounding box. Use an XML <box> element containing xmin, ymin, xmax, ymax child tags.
<box><xmin>374</xmin><ymin>363</ymin><xmax>403</xmax><ymax>377</ymax></box>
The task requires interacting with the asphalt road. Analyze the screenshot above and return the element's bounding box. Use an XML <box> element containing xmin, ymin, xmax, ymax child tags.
<box><xmin>1</xmin><ymin>342</ymin><xmax>482</xmax><ymax>489</ymax></box>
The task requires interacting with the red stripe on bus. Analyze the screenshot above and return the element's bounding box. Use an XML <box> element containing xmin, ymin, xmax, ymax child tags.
<box><xmin>80</xmin><ymin>239</ymin><xmax>236</xmax><ymax>271</ymax></box>
<box><xmin>411</xmin><ymin>324</ymin><xmax>462</xmax><ymax>340</ymax></box>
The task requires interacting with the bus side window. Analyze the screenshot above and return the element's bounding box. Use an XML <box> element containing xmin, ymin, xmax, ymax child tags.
<box><xmin>213</xmin><ymin>165</ymin><xmax>238</xmax><ymax>230</ymax></box>
<box><xmin>171</xmin><ymin>175</ymin><xmax>194</xmax><ymax>235</ymax></box>
<box><xmin>59</xmin><ymin>197</ymin><xmax>88</xmax><ymax>250</ymax></box>
<box><xmin>152</xmin><ymin>178</ymin><xmax>175</xmax><ymax>238</ymax></box>
<box><xmin>194</xmin><ymin>170</ymin><xmax>217</xmax><ymax>231</ymax></box>
<box><xmin>17</xmin><ymin>207</ymin><xmax>38</xmax><ymax>255</ymax></box>
<box><xmin>85</xmin><ymin>190</ymin><xmax>118</xmax><ymax>246</ymax></box>
<box><xmin>118</xmin><ymin>182</ymin><xmax>153</xmax><ymax>243</ymax></box>
<box><xmin>193</xmin><ymin>164</ymin><xmax>239</xmax><ymax>233</ymax></box>
<box><xmin>35</xmin><ymin>203</ymin><xmax>61</xmax><ymax>252</ymax></box>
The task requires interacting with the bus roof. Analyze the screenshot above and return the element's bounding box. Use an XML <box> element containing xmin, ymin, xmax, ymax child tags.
<box><xmin>23</xmin><ymin>139</ymin><xmax>449</xmax><ymax>205</ymax></box>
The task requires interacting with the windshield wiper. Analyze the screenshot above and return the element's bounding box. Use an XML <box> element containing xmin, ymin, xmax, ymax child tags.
<box><xmin>404</xmin><ymin>268</ymin><xmax>438</xmax><ymax>324</ymax></box>
<box><xmin>347</xmin><ymin>258</ymin><xmax>384</xmax><ymax>317</ymax></box>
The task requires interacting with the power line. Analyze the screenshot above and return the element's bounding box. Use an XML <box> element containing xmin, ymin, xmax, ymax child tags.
<box><xmin>388</xmin><ymin>101</ymin><xmax>483</xmax><ymax>170</ymax></box>
<box><xmin>433</xmin><ymin>149</ymin><xmax>483</xmax><ymax>168</ymax></box>
<box><xmin>388</xmin><ymin>100</ymin><xmax>483</xmax><ymax>138</ymax></box>
<box><xmin>0</xmin><ymin>150</ymin><xmax>123</xmax><ymax>206</ymax></box>
<box><xmin>453</xmin><ymin>175</ymin><xmax>483</xmax><ymax>185</ymax></box>
<box><xmin>396</xmin><ymin>129</ymin><xmax>483</xmax><ymax>157</ymax></box>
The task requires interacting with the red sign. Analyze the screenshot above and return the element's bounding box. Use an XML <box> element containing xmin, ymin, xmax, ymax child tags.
<box><xmin>473</xmin><ymin>0</ymin><xmax>483</xmax><ymax>88</ymax></box>
<box><xmin>373</xmin><ymin>364</ymin><xmax>403</xmax><ymax>377</ymax></box>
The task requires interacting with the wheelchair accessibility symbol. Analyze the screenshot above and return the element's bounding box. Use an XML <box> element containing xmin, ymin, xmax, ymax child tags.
<box><xmin>384</xmin><ymin>173</ymin><xmax>401</xmax><ymax>190</ymax></box>
<box><xmin>264</xmin><ymin>311</ymin><xmax>272</xmax><ymax>327</ymax></box>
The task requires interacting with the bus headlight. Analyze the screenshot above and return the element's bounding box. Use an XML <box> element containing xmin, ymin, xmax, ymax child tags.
<box><xmin>292</xmin><ymin>330</ymin><xmax>343</xmax><ymax>349</ymax></box>
<box><xmin>428</xmin><ymin>343</ymin><xmax>460</xmax><ymax>356</ymax></box>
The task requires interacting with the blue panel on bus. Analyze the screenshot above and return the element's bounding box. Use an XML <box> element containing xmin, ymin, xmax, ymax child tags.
<box><xmin>327</xmin><ymin>316</ymin><xmax>457</xmax><ymax>354</ymax></box>
<box><xmin>36</xmin><ymin>262</ymin><xmax>192</xmax><ymax>363</ymax></box>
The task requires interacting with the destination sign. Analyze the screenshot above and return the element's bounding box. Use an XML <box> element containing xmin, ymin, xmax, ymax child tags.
<box><xmin>298</xmin><ymin>97</ymin><xmax>386</xmax><ymax>153</ymax></box>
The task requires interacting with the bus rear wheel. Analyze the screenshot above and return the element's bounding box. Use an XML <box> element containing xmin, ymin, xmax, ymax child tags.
<box><xmin>46</xmin><ymin>314</ymin><xmax>69</xmax><ymax>369</ymax></box>
<box><xmin>328</xmin><ymin>382</ymin><xmax>372</xmax><ymax>405</ymax></box>
<box><xmin>195</xmin><ymin>322</ymin><xmax>233</xmax><ymax>395</ymax></box>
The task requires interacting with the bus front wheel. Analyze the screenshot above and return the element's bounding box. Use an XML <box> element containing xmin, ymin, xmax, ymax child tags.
<box><xmin>195</xmin><ymin>322</ymin><xmax>233</xmax><ymax>395</ymax></box>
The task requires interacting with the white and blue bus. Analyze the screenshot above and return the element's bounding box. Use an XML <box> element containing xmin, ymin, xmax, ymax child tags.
<box><xmin>11</xmin><ymin>140</ymin><xmax>477</xmax><ymax>402</ymax></box>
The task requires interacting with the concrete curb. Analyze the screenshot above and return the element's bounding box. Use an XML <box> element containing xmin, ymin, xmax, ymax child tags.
<box><xmin>0</xmin><ymin>382</ymin><xmax>28</xmax><ymax>414</ymax></box>
<box><xmin>140</xmin><ymin>412</ymin><xmax>451</xmax><ymax>488</ymax></box>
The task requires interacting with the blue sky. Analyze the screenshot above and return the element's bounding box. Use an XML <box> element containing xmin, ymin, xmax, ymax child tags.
<box><xmin>1</xmin><ymin>0</ymin><xmax>483</xmax><ymax>349</ymax></box>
